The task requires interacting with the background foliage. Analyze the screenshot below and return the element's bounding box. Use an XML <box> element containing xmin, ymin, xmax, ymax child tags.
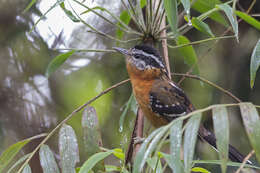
<box><xmin>0</xmin><ymin>0</ymin><xmax>260</xmax><ymax>172</ymax></box>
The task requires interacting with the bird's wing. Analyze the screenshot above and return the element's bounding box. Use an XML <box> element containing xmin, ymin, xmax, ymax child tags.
<box><xmin>149</xmin><ymin>79</ymin><xmax>192</xmax><ymax>122</ymax></box>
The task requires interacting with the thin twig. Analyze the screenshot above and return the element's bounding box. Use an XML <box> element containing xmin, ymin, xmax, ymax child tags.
<box><xmin>160</xmin><ymin>12</ymin><xmax>171</xmax><ymax>79</ymax></box>
<box><xmin>55</xmin><ymin>48</ymin><xmax>116</xmax><ymax>53</ymax></box>
<box><xmin>69</xmin><ymin>0</ymin><xmax>141</xmax><ymax>43</ymax></box>
<box><xmin>167</xmin><ymin>35</ymin><xmax>236</xmax><ymax>49</ymax></box>
<box><xmin>125</xmin><ymin>111</ymin><xmax>138</xmax><ymax>165</ymax></box>
<box><xmin>17</xmin><ymin>79</ymin><xmax>130</xmax><ymax>173</ymax></box>
<box><xmin>251</xmin><ymin>14</ymin><xmax>260</xmax><ymax>17</ymax></box>
<box><xmin>173</xmin><ymin>73</ymin><xmax>242</xmax><ymax>103</ymax></box>
<box><xmin>235</xmin><ymin>150</ymin><xmax>255</xmax><ymax>173</ymax></box>
<box><xmin>246</xmin><ymin>0</ymin><xmax>256</xmax><ymax>14</ymax></box>
<box><xmin>73</xmin><ymin>0</ymin><xmax>143</xmax><ymax>36</ymax></box>
<box><xmin>133</xmin><ymin>109</ymin><xmax>144</xmax><ymax>158</ymax></box>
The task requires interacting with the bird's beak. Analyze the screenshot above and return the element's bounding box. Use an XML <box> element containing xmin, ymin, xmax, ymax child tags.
<box><xmin>113</xmin><ymin>47</ymin><xmax>129</xmax><ymax>56</ymax></box>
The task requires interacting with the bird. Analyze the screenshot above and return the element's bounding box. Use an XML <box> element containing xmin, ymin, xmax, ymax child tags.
<box><xmin>113</xmin><ymin>44</ymin><xmax>248</xmax><ymax>163</ymax></box>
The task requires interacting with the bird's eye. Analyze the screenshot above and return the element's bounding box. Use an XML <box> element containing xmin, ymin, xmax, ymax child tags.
<box><xmin>136</xmin><ymin>60</ymin><xmax>146</xmax><ymax>70</ymax></box>
<box><xmin>133</xmin><ymin>54</ymin><xmax>141</xmax><ymax>59</ymax></box>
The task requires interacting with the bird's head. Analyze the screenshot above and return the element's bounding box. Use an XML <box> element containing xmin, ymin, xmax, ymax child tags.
<box><xmin>114</xmin><ymin>45</ymin><xmax>167</xmax><ymax>80</ymax></box>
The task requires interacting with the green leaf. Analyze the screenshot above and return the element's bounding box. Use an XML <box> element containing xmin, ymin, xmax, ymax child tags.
<box><xmin>80</xmin><ymin>6</ymin><xmax>105</xmax><ymax>15</ymax></box>
<box><xmin>59</xmin><ymin>124</ymin><xmax>79</xmax><ymax>173</ymax></box>
<box><xmin>7</xmin><ymin>153</ymin><xmax>31</xmax><ymax>173</ymax></box>
<box><xmin>116</xmin><ymin>10</ymin><xmax>131</xmax><ymax>40</ymax></box>
<box><xmin>140</xmin><ymin>0</ymin><xmax>147</xmax><ymax>8</ymax></box>
<box><xmin>250</xmin><ymin>39</ymin><xmax>260</xmax><ymax>88</ymax></box>
<box><xmin>82</xmin><ymin>106</ymin><xmax>103</xmax><ymax>159</ymax></box>
<box><xmin>191</xmin><ymin>167</ymin><xmax>210</xmax><ymax>173</ymax></box>
<box><xmin>140</xmin><ymin>126</ymin><xmax>170</xmax><ymax>172</ymax></box>
<box><xmin>212</xmin><ymin>107</ymin><xmax>229</xmax><ymax>173</ymax></box>
<box><xmin>23</xmin><ymin>0</ymin><xmax>37</xmax><ymax>13</ymax></box>
<box><xmin>191</xmin><ymin>17</ymin><xmax>215</xmax><ymax>37</ymax></box>
<box><xmin>192</xmin><ymin>0</ymin><xmax>228</xmax><ymax>27</ymax></box>
<box><xmin>122</xmin><ymin>167</ymin><xmax>130</xmax><ymax>173</ymax></box>
<box><xmin>0</xmin><ymin>134</ymin><xmax>46</xmax><ymax>173</ymax></box>
<box><xmin>82</xmin><ymin>106</ymin><xmax>104</xmax><ymax>172</ymax></box>
<box><xmin>119</xmin><ymin>93</ymin><xmax>135</xmax><ymax>132</ymax></box>
<box><xmin>79</xmin><ymin>150</ymin><xmax>114</xmax><ymax>173</ymax></box>
<box><xmin>177</xmin><ymin>35</ymin><xmax>199</xmax><ymax>74</ymax></box>
<box><xmin>217</xmin><ymin>4</ymin><xmax>238</xmax><ymax>41</ymax></box>
<box><xmin>193</xmin><ymin>160</ymin><xmax>260</xmax><ymax>169</ymax></box>
<box><xmin>183</xmin><ymin>113</ymin><xmax>202</xmax><ymax>173</ymax></box>
<box><xmin>105</xmin><ymin>165</ymin><xmax>120</xmax><ymax>172</ymax></box>
<box><xmin>169</xmin><ymin>120</ymin><xmax>184</xmax><ymax>173</ymax></box>
<box><xmin>22</xmin><ymin>164</ymin><xmax>32</xmax><ymax>173</ymax></box>
<box><xmin>236</xmin><ymin>11</ymin><xmax>260</xmax><ymax>31</ymax></box>
<box><xmin>130</xmin><ymin>95</ymin><xmax>138</xmax><ymax>114</ymax></box>
<box><xmin>112</xmin><ymin>148</ymin><xmax>125</xmax><ymax>160</ymax></box>
<box><xmin>155</xmin><ymin>159</ymin><xmax>163</xmax><ymax>173</ymax></box>
<box><xmin>39</xmin><ymin>145</ymin><xmax>60</xmax><ymax>173</ymax></box>
<box><xmin>60</xmin><ymin>2</ymin><xmax>80</xmax><ymax>22</ymax></box>
<box><xmin>0</xmin><ymin>140</ymin><xmax>30</xmax><ymax>172</ymax></box>
<box><xmin>45</xmin><ymin>50</ymin><xmax>76</xmax><ymax>78</ymax></box>
<box><xmin>164</xmin><ymin>0</ymin><xmax>178</xmax><ymax>37</ymax></box>
<box><xmin>181</xmin><ymin>0</ymin><xmax>190</xmax><ymax>15</ymax></box>
<box><xmin>146</xmin><ymin>156</ymin><xmax>158</xmax><ymax>170</ymax></box>
<box><xmin>133</xmin><ymin>128</ymin><xmax>162</xmax><ymax>173</ymax></box>
<box><xmin>240</xmin><ymin>103</ymin><xmax>260</xmax><ymax>163</ymax></box>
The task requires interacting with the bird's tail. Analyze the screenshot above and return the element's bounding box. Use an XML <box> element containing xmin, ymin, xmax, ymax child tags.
<box><xmin>198</xmin><ymin>125</ymin><xmax>251</xmax><ymax>164</ymax></box>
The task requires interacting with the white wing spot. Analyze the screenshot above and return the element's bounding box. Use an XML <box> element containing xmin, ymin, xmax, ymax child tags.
<box><xmin>169</xmin><ymin>82</ymin><xmax>181</xmax><ymax>90</ymax></box>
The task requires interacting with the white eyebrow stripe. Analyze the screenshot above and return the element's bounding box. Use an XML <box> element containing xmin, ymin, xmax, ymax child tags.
<box><xmin>133</xmin><ymin>49</ymin><xmax>165</xmax><ymax>68</ymax></box>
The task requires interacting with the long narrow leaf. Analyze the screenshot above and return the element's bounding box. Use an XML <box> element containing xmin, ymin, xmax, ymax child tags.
<box><xmin>183</xmin><ymin>113</ymin><xmax>202</xmax><ymax>173</ymax></box>
<box><xmin>22</xmin><ymin>164</ymin><xmax>32</xmax><ymax>173</ymax></box>
<box><xmin>82</xmin><ymin>106</ymin><xmax>104</xmax><ymax>172</ymax></box>
<box><xmin>192</xmin><ymin>0</ymin><xmax>228</xmax><ymax>27</ymax></box>
<box><xmin>79</xmin><ymin>150</ymin><xmax>114</xmax><ymax>173</ymax></box>
<box><xmin>217</xmin><ymin>4</ymin><xmax>238</xmax><ymax>41</ymax></box>
<box><xmin>60</xmin><ymin>2</ymin><xmax>80</xmax><ymax>22</ymax></box>
<box><xmin>45</xmin><ymin>50</ymin><xmax>76</xmax><ymax>78</ymax></box>
<box><xmin>177</xmin><ymin>35</ymin><xmax>199</xmax><ymax>75</ymax></box>
<box><xmin>193</xmin><ymin>160</ymin><xmax>260</xmax><ymax>169</ymax></box>
<box><xmin>0</xmin><ymin>140</ymin><xmax>30</xmax><ymax>172</ymax></box>
<box><xmin>116</xmin><ymin>10</ymin><xmax>131</xmax><ymax>40</ymax></box>
<box><xmin>75</xmin><ymin>0</ymin><xmax>140</xmax><ymax>37</ymax></box>
<box><xmin>1</xmin><ymin>134</ymin><xmax>46</xmax><ymax>173</ymax></box>
<box><xmin>191</xmin><ymin>17</ymin><xmax>215</xmax><ymax>37</ymax></box>
<box><xmin>23</xmin><ymin>0</ymin><xmax>37</xmax><ymax>13</ymax></box>
<box><xmin>250</xmin><ymin>39</ymin><xmax>260</xmax><ymax>88</ymax></box>
<box><xmin>140</xmin><ymin>0</ymin><xmax>146</xmax><ymax>8</ymax></box>
<box><xmin>213</xmin><ymin>107</ymin><xmax>229</xmax><ymax>173</ymax></box>
<box><xmin>59</xmin><ymin>124</ymin><xmax>79</xmax><ymax>173</ymax></box>
<box><xmin>142</xmin><ymin>126</ymin><xmax>170</xmax><ymax>168</ymax></box>
<box><xmin>240</xmin><ymin>103</ymin><xmax>260</xmax><ymax>163</ymax></box>
<box><xmin>80</xmin><ymin>5</ymin><xmax>133</xmax><ymax>31</ymax></box>
<box><xmin>7</xmin><ymin>153</ymin><xmax>32</xmax><ymax>173</ymax></box>
<box><xmin>119</xmin><ymin>93</ymin><xmax>135</xmax><ymax>132</ymax></box>
<box><xmin>191</xmin><ymin>167</ymin><xmax>210</xmax><ymax>173</ymax></box>
<box><xmin>146</xmin><ymin>156</ymin><xmax>158</xmax><ymax>170</ymax></box>
<box><xmin>133</xmin><ymin>128</ymin><xmax>162</xmax><ymax>173</ymax></box>
<box><xmin>39</xmin><ymin>145</ymin><xmax>60</xmax><ymax>173</ymax></box>
<box><xmin>164</xmin><ymin>0</ymin><xmax>178</xmax><ymax>37</ymax></box>
<box><xmin>235</xmin><ymin>11</ymin><xmax>260</xmax><ymax>31</ymax></box>
<box><xmin>69</xmin><ymin>1</ymin><xmax>138</xmax><ymax>43</ymax></box>
<box><xmin>170</xmin><ymin>119</ymin><xmax>184</xmax><ymax>173</ymax></box>
<box><xmin>181</xmin><ymin>0</ymin><xmax>190</xmax><ymax>15</ymax></box>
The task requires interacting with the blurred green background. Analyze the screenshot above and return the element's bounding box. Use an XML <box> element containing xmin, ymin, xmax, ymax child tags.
<box><xmin>0</xmin><ymin>0</ymin><xmax>259</xmax><ymax>172</ymax></box>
